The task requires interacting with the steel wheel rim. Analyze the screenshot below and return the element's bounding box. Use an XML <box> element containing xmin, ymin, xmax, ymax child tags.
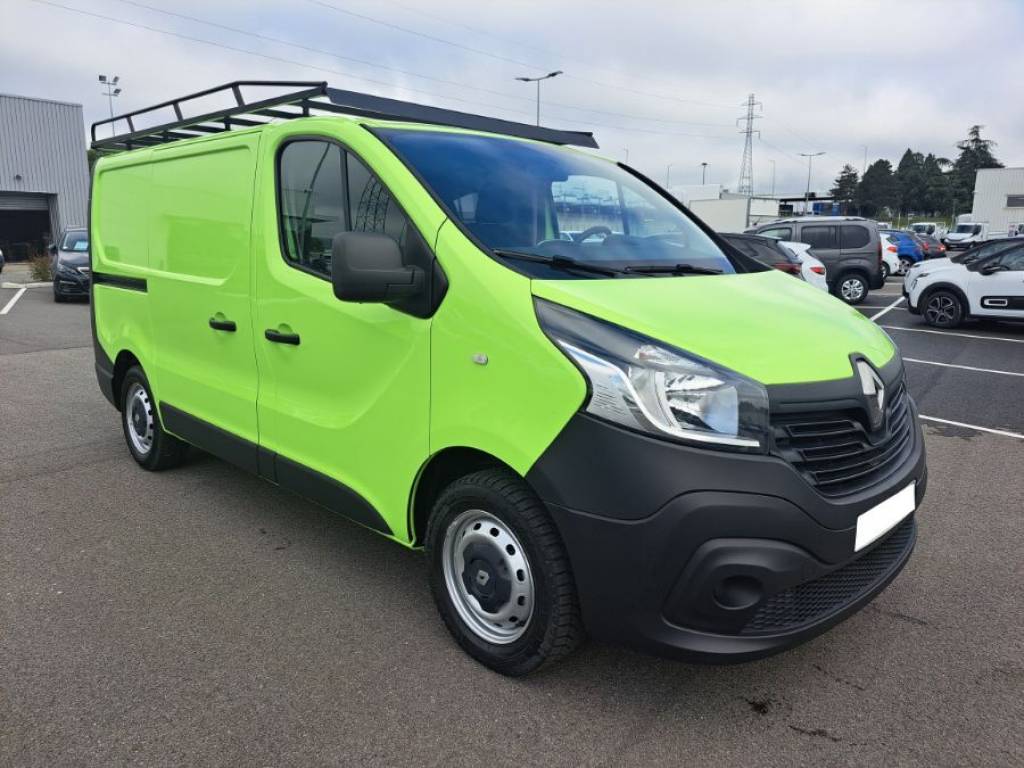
<box><xmin>442</xmin><ymin>509</ymin><xmax>535</xmax><ymax>645</ymax></box>
<box><xmin>125</xmin><ymin>382</ymin><xmax>154</xmax><ymax>455</ymax></box>
<box><xmin>840</xmin><ymin>278</ymin><xmax>864</xmax><ymax>301</ymax></box>
<box><xmin>925</xmin><ymin>294</ymin><xmax>957</xmax><ymax>325</ymax></box>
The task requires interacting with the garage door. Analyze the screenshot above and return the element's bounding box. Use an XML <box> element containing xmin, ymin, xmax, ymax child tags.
<box><xmin>0</xmin><ymin>193</ymin><xmax>50</xmax><ymax>210</ymax></box>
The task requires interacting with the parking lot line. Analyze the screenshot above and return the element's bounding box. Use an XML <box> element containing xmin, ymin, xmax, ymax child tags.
<box><xmin>0</xmin><ymin>287</ymin><xmax>27</xmax><ymax>315</ymax></box>
<box><xmin>869</xmin><ymin>296</ymin><xmax>906</xmax><ymax>321</ymax></box>
<box><xmin>920</xmin><ymin>415</ymin><xmax>1024</xmax><ymax>440</ymax></box>
<box><xmin>882</xmin><ymin>325</ymin><xmax>1024</xmax><ymax>344</ymax></box>
<box><xmin>903</xmin><ymin>357</ymin><xmax>1024</xmax><ymax>377</ymax></box>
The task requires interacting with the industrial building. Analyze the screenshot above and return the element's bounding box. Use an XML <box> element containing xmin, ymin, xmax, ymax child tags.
<box><xmin>0</xmin><ymin>93</ymin><xmax>90</xmax><ymax>261</ymax></box>
<box><xmin>970</xmin><ymin>167</ymin><xmax>1024</xmax><ymax>236</ymax></box>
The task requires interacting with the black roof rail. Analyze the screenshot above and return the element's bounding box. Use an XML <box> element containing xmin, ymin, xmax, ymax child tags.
<box><xmin>90</xmin><ymin>80</ymin><xmax>598</xmax><ymax>152</ymax></box>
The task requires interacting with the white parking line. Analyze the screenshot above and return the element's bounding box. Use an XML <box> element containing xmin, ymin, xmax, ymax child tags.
<box><xmin>903</xmin><ymin>357</ymin><xmax>1024</xmax><ymax>377</ymax></box>
<box><xmin>920</xmin><ymin>415</ymin><xmax>1024</xmax><ymax>440</ymax></box>
<box><xmin>869</xmin><ymin>296</ymin><xmax>906</xmax><ymax>321</ymax></box>
<box><xmin>882</xmin><ymin>325</ymin><xmax>1024</xmax><ymax>345</ymax></box>
<box><xmin>0</xmin><ymin>287</ymin><xmax>27</xmax><ymax>315</ymax></box>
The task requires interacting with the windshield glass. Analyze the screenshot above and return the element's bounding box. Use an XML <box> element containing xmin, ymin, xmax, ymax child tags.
<box><xmin>377</xmin><ymin>128</ymin><xmax>736</xmax><ymax>277</ymax></box>
<box><xmin>61</xmin><ymin>230</ymin><xmax>89</xmax><ymax>251</ymax></box>
<box><xmin>954</xmin><ymin>224</ymin><xmax>980</xmax><ymax>234</ymax></box>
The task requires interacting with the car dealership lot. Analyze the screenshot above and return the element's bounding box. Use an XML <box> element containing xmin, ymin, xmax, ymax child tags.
<box><xmin>2</xmin><ymin>287</ymin><xmax>1022</xmax><ymax>767</ymax></box>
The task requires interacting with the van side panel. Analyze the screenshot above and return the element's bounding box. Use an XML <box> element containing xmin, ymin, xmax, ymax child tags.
<box><xmin>429</xmin><ymin>219</ymin><xmax>587</xmax><ymax>476</ymax></box>
<box><xmin>91</xmin><ymin>154</ymin><xmax>156</xmax><ymax>394</ymax></box>
<box><xmin>146</xmin><ymin>135</ymin><xmax>261</xmax><ymax>446</ymax></box>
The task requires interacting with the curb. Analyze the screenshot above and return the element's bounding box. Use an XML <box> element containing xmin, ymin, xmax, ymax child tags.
<box><xmin>1</xmin><ymin>281</ymin><xmax>51</xmax><ymax>289</ymax></box>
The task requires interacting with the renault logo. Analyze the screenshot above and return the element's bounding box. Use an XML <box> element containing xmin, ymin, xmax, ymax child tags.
<box><xmin>855</xmin><ymin>360</ymin><xmax>886</xmax><ymax>431</ymax></box>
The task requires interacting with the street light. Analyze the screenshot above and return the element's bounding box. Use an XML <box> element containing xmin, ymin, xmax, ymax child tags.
<box><xmin>98</xmin><ymin>74</ymin><xmax>122</xmax><ymax>137</ymax></box>
<box><xmin>768</xmin><ymin>159</ymin><xmax>776</xmax><ymax>197</ymax></box>
<box><xmin>700</xmin><ymin>162</ymin><xmax>709</xmax><ymax>185</ymax></box>
<box><xmin>514</xmin><ymin>70</ymin><xmax>562</xmax><ymax>126</ymax></box>
<box><xmin>799</xmin><ymin>151</ymin><xmax>825</xmax><ymax>213</ymax></box>
<box><xmin>666</xmin><ymin>163</ymin><xmax>674</xmax><ymax>188</ymax></box>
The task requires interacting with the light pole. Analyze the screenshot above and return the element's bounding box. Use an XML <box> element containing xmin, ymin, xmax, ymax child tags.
<box><xmin>98</xmin><ymin>74</ymin><xmax>121</xmax><ymax>136</ymax></box>
<box><xmin>700</xmin><ymin>162</ymin><xmax>708</xmax><ymax>184</ymax></box>
<box><xmin>666</xmin><ymin>163</ymin><xmax>674</xmax><ymax>188</ymax></box>
<box><xmin>621</xmin><ymin>147</ymin><xmax>629</xmax><ymax>164</ymax></box>
<box><xmin>768</xmin><ymin>159</ymin><xmax>776</xmax><ymax>197</ymax></box>
<box><xmin>799</xmin><ymin>152</ymin><xmax>825</xmax><ymax>213</ymax></box>
<box><xmin>515</xmin><ymin>70</ymin><xmax>562</xmax><ymax>126</ymax></box>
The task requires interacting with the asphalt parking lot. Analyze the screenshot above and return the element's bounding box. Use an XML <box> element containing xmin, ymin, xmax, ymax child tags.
<box><xmin>2</xmin><ymin>281</ymin><xmax>1022</xmax><ymax>767</ymax></box>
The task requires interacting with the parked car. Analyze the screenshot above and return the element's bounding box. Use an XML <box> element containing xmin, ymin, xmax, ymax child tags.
<box><xmin>90</xmin><ymin>81</ymin><xmax>925</xmax><ymax>676</ymax></box>
<box><xmin>942</xmin><ymin>222</ymin><xmax>989</xmax><ymax>250</ymax></box>
<box><xmin>880</xmin><ymin>230</ymin><xmax>924</xmax><ymax>275</ymax></box>
<box><xmin>719</xmin><ymin>233</ymin><xmax>803</xmax><ymax>277</ymax></box>
<box><xmin>905</xmin><ymin>242</ymin><xmax>1024</xmax><ymax>327</ymax></box>
<box><xmin>879</xmin><ymin>234</ymin><xmax>902</xmax><ymax>279</ymax></box>
<box><xmin>915</xmin><ymin>233</ymin><xmax>946</xmax><ymax>260</ymax></box>
<box><xmin>749</xmin><ymin>216</ymin><xmax>884</xmax><ymax>304</ymax></box>
<box><xmin>779</xmin><ymin>240</ymin><xmax>828</xmax><ymax>291</ymax></box>
<box><xmin>951</xmin><ymin>237</ymin><xmax>1024</xmax><ymax>266</ymax></box>
<box><xmin>50</xmin><ymin>227</ymin><xmax>91</xmax><ymax>302</ymax></box>
<box><xmin>909</xmin><ymin>221</ymin><xmax>947</xmax><ymax>239</ymax></box>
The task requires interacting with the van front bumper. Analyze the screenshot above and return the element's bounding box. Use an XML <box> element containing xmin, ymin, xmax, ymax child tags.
<box><xmin>527</xmin><ymin>404</ymin><xmax>926</xmax><ymax>663</ymax></box>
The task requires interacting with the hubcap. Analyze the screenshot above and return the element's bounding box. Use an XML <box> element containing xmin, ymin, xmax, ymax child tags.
<box><xmin>442</xmin><ymin>510</ymin><xmax>534</xmax><ymax>644</ymax></box>
<box><xmin>925</xmin><ymin>295</ymin><xmax>957</xmax><ymax>325</ymax></box>
<box><xmin>125</xmin><ymin>382</ymin><xmax>154</xmax><ymax>455</ymax></box>
<box><xmin>840</xmin><ymin>277</ymin><xmax>865</xmax><ymax>302</ymax></box>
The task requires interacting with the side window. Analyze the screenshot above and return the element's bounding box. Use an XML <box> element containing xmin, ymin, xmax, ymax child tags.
<box><xmin>993</xmin><ymin>248</ymin><xmax>1024</xmax><ymax>271</ymax></box>
<box><xmin>840</xmin><ymin>225</ymin><xmax>871</xmax><ymax>250</ymax></box>
<box><xmin>279</xmin><ymin>141</ymin><xmax>346</xmax><ymax>276</ymax></box>
<box><xmin>751</xmin><ymin>241</ymin><xmax>789</xmax><ymax>265</ymax></box>
<box><xmin>800</xmin><ymin>225</ymin><xmax>838</xmax><ymax>250</ymax></box>
<box><xmin>347</xmin><ymin>154</ymin><xmax>409</xmax><ymax>246</ymax></box>
<box><xmin>758</xmin><ymin>226</ymin><xmax>792</xmax><ymax>240</ymax></box>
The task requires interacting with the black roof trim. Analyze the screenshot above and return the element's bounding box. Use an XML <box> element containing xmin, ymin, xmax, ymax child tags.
<box><xmin>90</xmin><ymin>80</ymin><xmax>598</xmax><ymax>153</ymax></box>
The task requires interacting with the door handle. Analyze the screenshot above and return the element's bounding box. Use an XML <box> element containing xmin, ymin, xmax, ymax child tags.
<box><xmin>209</xmin><ymin>317</ymin><xmax>237</xmax><ymax>332</ymax></box>
<box><xmin>265</xmin><ymin>328</ymin><xmax>300</xmax><ymax>346</ymax></box>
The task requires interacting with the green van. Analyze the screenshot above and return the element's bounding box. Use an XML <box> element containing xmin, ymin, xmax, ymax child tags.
<box><xmin>90</xmin><ymin>83</ymin><xmax>926</xmax><ymax>676</ymax></box>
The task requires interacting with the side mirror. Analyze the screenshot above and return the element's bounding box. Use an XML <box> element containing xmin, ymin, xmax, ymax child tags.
<box><xmin>331</xmin><ymin>232</ymin><xmax>424</xmax><ymax>305</ymax></box>
<box><xmin>979</xmin><ymin>262</ymin><xmax>1004</xmax><ymax>275</ymax></box>
<box><xmin>48</xmin><ymin>243</ymin><xmax>58</xmax><ymax>255</ymax></box>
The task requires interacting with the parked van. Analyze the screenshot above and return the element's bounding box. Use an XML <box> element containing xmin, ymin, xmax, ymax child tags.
<box><xmin>90</xmin><ymin>82</ymin><xmax>926</xmax><ymax>676</ymax></box>
<box><xmin>748</xmin><ymin>217</ymin><xmax>884</xmax><ymax>304</ymax></box>
<box><xmin>943</xmin><ymin>222</ymin><xmax>990</xmax><ymax>249</ymax></box>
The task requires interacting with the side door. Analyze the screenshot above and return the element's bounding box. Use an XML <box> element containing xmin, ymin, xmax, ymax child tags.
<box><xmin>796</xmin><ymin>224</ymin><xmax>840</xmax><ymax>277</ymax></box>
<box><xmin>147</xmin><ymin>135</ymin><xmax>260</xmax><ymax>463</ymax></box>
<box><xmin>253</xmin><ymin>136</ymin><xmax>435</xmax><ymax>538</ymax></box>
<box><xmin>966</xmin><ymin>247</ymin><xmax>1024</xmax><ymax>319</ymax></box>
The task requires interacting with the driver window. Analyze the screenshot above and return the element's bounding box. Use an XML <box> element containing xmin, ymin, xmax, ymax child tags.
<box><xmin>994</xmin><ymin>249</ymin><xmax>1024</xmax><ymax>271</ymax></box>
<box><xmin>551</xmin><ymin>175</ymin><xmax>623</xmax><ymax>241</ymax></box>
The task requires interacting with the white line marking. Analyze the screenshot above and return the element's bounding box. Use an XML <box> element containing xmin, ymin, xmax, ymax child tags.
<box><xmin>869</xmin><ymin>296</ymin><xmax>906</xmax><ymax>321</ymax></box>
<box><xmin>920</xmin><ymin>415</ymin><xmax>1024</xmax><ymax>440</ymax></box>
<box><xmin>0</xmin><ymin>287</ymin><xmax>26</xmax><ymax>315</ymax></box>
<box><xmin>903</xmin><ymin>357</ymin><xmax>1024</xmax><ymax>377</ymax></box>
<box><xmin>882</xmin><ymin>325</ymin><xmax>1024</xmax><ymax>344</ymax></box>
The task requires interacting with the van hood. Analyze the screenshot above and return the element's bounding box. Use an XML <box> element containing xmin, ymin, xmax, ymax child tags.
<box><xmin>532</xmin><ymin>270</ymin><xmax>896</xmax><ymax>385</ymax></box>
<box><xmin>945</xmin><ymin>232</ymin><xmax>974</xmax><ymax>242</ymax></box>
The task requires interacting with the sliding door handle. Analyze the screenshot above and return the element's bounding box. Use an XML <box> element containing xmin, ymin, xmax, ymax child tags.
<box><xmin>265</xmin><ymin>329</ymin><xmax>300</xmax><ymax>346</ymax></box>
<box><xmin>209</xmin><ymin>317</ymin><xmax>237</xmax><ymax>332</ymax></box>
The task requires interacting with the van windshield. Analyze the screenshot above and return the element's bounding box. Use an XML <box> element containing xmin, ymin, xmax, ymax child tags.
<box><xmin>954</xmin><ymin>224</ymin><xmax>980</xmax><ymax>234</ymax></box>
<box><xmin>376</xmin><ymin>128</ymin><xmax>736</xmax><ymax>278</ymax></box>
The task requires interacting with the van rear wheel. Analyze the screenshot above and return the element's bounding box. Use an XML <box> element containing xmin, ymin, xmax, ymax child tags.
<box><xmin>425</xmin><ymin>468</ymin><xmax>583</xmax><ymax>676</ymax></box>
<box><xmin>120</xmin><ymin>366</ymin><xmax>188</xmax><ymax>471</ymax></box>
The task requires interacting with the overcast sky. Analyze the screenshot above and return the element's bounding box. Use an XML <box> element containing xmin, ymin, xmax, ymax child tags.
<box><xmin>3</xmin><ymin>0</ymin><xmax>1022</xmax><ymax>195</ymax></box>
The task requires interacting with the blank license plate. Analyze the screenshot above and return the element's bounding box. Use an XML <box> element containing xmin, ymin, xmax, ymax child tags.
<box><xmin>854</xmin><ymin>482</ymin><xmax>916</xmax><ymax>552</ymax></box>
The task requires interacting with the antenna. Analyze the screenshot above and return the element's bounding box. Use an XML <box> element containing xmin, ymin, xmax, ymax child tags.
<box><xmin>736</xmin><ymin>93</ymin><xmax>762</xmax><ymax>197</ymax></box>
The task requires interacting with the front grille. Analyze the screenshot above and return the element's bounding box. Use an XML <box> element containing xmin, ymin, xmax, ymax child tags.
<box><xmin>741</xmin><ymin>517</ymin><xmax>915</xmax><ymax>635</ymax></box>
<box><xmin>771</xmin><ymin>384</ymin><xmax>913</xmax><ymax>497</ymax></box>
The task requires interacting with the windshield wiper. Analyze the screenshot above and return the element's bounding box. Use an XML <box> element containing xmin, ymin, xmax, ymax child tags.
<box><xmin>623</xmin><ymin>263</ymin><xmax>723</xmax><ymax>275</ymax></box>
<box><xmin>492</xmin><ymin>249</ymin><xmax>622</xmax><ymax>277</ymax></box>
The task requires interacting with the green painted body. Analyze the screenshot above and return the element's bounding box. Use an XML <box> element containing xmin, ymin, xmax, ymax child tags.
<box><xmin>92</xmin><ymin>115</ymin><xmax>896</xmax><ymax>546</ymax></box>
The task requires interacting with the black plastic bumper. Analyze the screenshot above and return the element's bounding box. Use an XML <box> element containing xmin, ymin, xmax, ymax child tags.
<box><xmin>53</xmin><ymin>272</ymin><xmax>91</xmax><ymax>296</ymax></box>
<box><xmin>527</xmin><ymin>383</ymin><xmax>926</xmax><ymax>663</ymax></box>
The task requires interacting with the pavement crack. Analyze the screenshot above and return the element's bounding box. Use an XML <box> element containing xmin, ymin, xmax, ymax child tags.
<box><xmin>867</xmin><ymin>604</ymin><xmax>930</xmax><ymax>627</ymax></box>
<box><xmin>812</xmin><ymin>664</ymin><xmax>867</xmax><ymax>692</ymax></box>
<box><xmin>788</xmin><ymin>725</ymin><xmax>843</xmax><ymax>743</ymax></box>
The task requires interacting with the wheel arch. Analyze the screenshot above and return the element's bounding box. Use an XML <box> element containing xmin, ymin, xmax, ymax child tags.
<box><xmin>921</xmin><ymin>282</ymin><xmax>971</xmax><ymax>316</ymax></box>
<box><xmin>111</xmin><ymin>349</ymin><xmax>143</xmax><ymax>410</ymax></box>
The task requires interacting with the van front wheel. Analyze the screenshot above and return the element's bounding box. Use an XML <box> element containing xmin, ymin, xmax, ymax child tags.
<box><xmin>120</xmin><ymin>366</ymin><xmax>188</xmax><ymax>471</ymax></box>
<box><xmin>834</xmin><ymin>273</ymin><xmax>868</xmax><ymax>304</ymax></box>
<box><xmin>426</xmin><ymin>468</ymin><xmax>583</xmax><ymax>676</ymax></box>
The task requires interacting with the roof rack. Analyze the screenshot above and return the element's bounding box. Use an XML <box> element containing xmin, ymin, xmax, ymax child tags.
<box><xmin>90</xmin><ymin>80</ymin><xmax>599</xmax><ymax>152</ymax></box>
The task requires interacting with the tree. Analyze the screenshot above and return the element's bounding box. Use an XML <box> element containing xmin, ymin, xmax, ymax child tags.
<box><xmin>894</xmin><ymin>149</ymin><xmax>926</xmax><ymax>214</ymax></box>
<box><xmin>920</xmin><ymin>153</ymin><xmax>952</xmax><ymax>215</ymax></box>
<box><xmin>856</xmin><ymin>159</ymin><xmax>898</xmax><ymax>218</ymax></box>
<box><xmin>952</xmin><ymin>125</ymin><xmax>1003</xmax><ymax>205</ymax></box>
<box><xmin>830</xmin><ymin>164</ymin><xmax>859</xmax><ymax>214</ymax></box>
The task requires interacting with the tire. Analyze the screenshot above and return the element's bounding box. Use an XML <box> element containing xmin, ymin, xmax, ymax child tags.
<box><xmin>834</xmin><ymin>273</ymin><xmax>868</xmax><ymax>305</ymax></box>
<box><xmin>922</xmin><ymin>289</ymin><xmax>964</xmax><ymax>329</ymax></box>
<box><xmin>880</xmin><ymin>263</ymin><xmax>889</xmax><ymax>280</ymax></box>
<box><xmin>899</xmin><ymin>257</ymin><xmax>914</xmax><ymax>275</ymax></box>
<box><xmin>120</xmin><ymin>366</ymin><xmax>188</xmax><ymax>471</ymax></box>
<box><xmin>53</xmin><ymin>290</ymin><xmax>66</xmax><ymax>303</ymax></box>
<box><xmin>425</xmin><ymin>468</ymin><xmax>583</xmax><ymax>676</ymax></box>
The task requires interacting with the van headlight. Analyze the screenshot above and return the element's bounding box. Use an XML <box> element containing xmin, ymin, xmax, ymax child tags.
<box><xmin>535</xmin><ymin>299</ymin><xmax>769</xmax><ymax>452</ymax></box>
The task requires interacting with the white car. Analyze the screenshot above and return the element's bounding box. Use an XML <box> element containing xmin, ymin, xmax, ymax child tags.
<box><xmin>879</xmin><ymin>234</ymin><xmax>902</xmax><ymax>278</ymax></box>
<box><xmin>780</xmin><ymin>241</ymin><xmax>828</xmax><ymax>291</ymax></box>
<box><xmin>904</xmin><ymin>243</ymin><xmax>1024</xmax><ymax>327</ymax></box>
<box><xmin>910</xmin><ymin>221</ymin><xmax>947</xmax><ymax>240</ymax></box>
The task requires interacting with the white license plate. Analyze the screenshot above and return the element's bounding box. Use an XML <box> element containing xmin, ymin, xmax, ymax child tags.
<box><xmin>854</xmin><ymin>482</ymin><xmax>916</xmax><ymax>552</ymax></box>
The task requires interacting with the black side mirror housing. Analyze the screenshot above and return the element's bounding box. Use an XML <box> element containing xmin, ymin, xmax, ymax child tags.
<box><xmin>978</xmin><ymin>262</ymin><xmax>1004</xmax><ymax>275</ymax></box>
<box><xmin>331</xmin><ymin>231</ymin><xmax>424</xmax><ymax>305</ymax></box>
<box><xmin>48</xmin><ymin>244</ymin><xmax>58</xmax><ymax>255</ymax></box>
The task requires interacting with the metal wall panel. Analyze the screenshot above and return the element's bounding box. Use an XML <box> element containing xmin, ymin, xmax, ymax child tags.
<box><xmin>972</xmin><ymin>167</ymin><xmax>1024</xmax><ymax>234</ymax></box>
<box><xmin>0</xmin><ymin>192</ymin><xmax>50</xmax><ymax>210</ymax></box>
<box><xmin>0</xmin><ymin>94</ymin><xmax>90</xmax><ymax>238</ymax></box>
